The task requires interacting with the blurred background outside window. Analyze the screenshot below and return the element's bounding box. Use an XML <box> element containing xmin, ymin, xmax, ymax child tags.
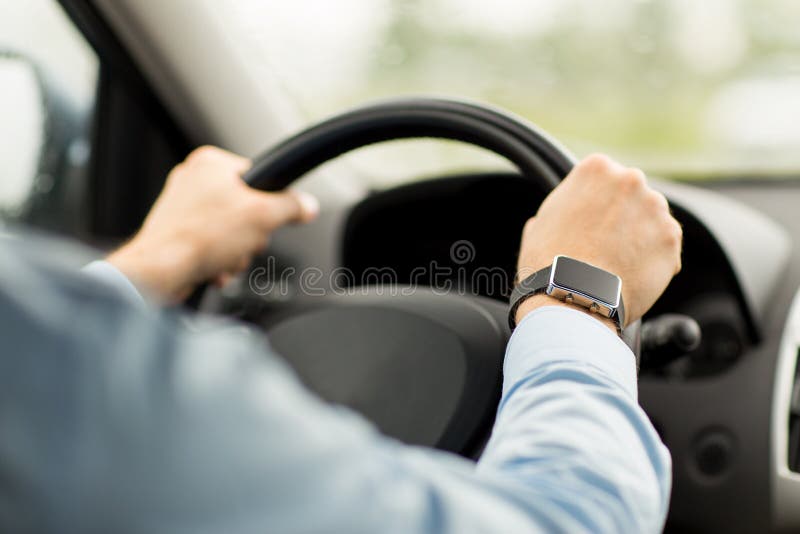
<box><xmin>3</xmin><ymin>0</ymin><xmax>800</xmax><ymax>199</ymax></box>
<box><xmin>220</xmin><ymin>0</ymin><xmax>800</xmax><ymax>185</ymax></box>
<box><xmin>0</xmin><ymin>0</ymin><xmax>97</xmax><ymax>232</ymax></box>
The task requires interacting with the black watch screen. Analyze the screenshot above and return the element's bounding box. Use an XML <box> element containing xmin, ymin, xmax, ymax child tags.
<box><xmin>551</xmin><ymin>256</ymin><xmax>621</xmax><ymax>306</ymax></box>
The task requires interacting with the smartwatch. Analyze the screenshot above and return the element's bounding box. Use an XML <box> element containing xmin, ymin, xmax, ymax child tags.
<box><xmin>508</xmin><ymin>255</ymin><xmax>625</xmax><ymax>331</ymax></box>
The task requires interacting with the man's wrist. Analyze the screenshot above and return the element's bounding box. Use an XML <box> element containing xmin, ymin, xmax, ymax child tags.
<box><xmin>106</xmin><ymin>233</ymin><xmax>200</xmax><ymax>302</ymax></box>
<box><xmin>515</xmin><ymin>294</ymin><xmax>618</xmax><ymax>334</ymax></box>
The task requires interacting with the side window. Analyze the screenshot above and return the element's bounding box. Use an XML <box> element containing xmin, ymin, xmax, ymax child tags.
<box><xmin>0</xmin><ymin>0</ymin><xmax>98</xmax><ymax>237</ymax></box>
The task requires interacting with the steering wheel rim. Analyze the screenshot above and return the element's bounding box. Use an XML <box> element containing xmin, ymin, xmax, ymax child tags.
<box><xmin>188</xmin><ymin>98</ymin><xmax>576</xmax><ymax>310</ymax></box>
<box><xmin>194</xmin><ymin>97</ymin><xmax>628</xmax><ymax>455</ymax></box>
<box><xmin>243</xmin><ymin>97</ymin><xmax>575</xmax><ymax>191</ymax></box>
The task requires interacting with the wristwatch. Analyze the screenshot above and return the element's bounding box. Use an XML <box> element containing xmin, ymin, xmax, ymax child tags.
<box><xmin>508</xmin><ymin>255</ymin><xmax>625</xmax><ymax>331</ymax></box>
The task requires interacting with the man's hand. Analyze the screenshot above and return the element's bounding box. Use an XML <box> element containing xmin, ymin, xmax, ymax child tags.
<box><xmin>515</xmin><ymin>154</ymin><xmax>682</xmax><ymax>329</ymax></box>
<box><xmin>107</xmin><ymin>146</ymin><xmax>319</xmax><ymax>302</ymax></box>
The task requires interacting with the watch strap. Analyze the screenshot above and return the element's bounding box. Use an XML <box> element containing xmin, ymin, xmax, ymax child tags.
<box><xmin>508</xmin><ymin>265</ymin><xmax>551</xmax><ymax>331</ymax></box>
<box><xmin>615</xmin><ymin>296</ymin><xmax>626</xmax><ymax>331</ymax></box>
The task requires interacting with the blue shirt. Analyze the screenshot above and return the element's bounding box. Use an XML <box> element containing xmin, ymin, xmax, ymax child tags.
<box><xmin>0</xmin><ymin>247</ymin><xmax>670</xmax><ymax>533</ymax></box>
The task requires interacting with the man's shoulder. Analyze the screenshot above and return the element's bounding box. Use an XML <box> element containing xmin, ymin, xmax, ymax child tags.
<box><xmin>0</xmin><ymin>226</ymin><xmax>126</xmax><ymax>303</ymax></box>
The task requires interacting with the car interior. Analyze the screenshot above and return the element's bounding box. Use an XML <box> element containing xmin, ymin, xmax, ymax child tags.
<box><xmin>3</xmin><ymin>1</ymin><xmax>800</xmax><ymax>532</ymax></box>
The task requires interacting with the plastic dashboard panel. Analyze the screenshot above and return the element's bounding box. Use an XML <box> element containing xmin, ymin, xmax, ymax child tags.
<box><xmin>655</xmin><ymin>180</ymin><xmax>791</xmax><ymax>328</ymax></box>
<box><xmin>341</xmin><ymin>173</ymin><xmax>788</xmax><ymax>339</ymax></box>
<box><xmin>340</xmin><ymin>171</ymin><xmax>795</xmax><ymax>532</ymax></box>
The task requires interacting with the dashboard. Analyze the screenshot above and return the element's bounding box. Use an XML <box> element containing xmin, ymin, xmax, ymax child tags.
<box><xmin>343</xmin><ymin>173</ymin><xmax>781</xmax><ymax>375</ymax></box>
<box><xmin>336</xmin><ymin>171</ymin><xmax>798</xmax><ymax>532</ymax></box>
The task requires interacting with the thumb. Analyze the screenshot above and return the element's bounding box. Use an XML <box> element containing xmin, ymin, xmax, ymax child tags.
<box><xmin>260</xmin><ymin>189</ymin><xmax>320</xmax><ymax>228</ymax></box>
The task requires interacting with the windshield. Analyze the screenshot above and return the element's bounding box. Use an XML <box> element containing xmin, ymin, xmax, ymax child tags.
<box><xmin>219</xmin><ymin>0</ymin><xmax>800</xmax><ymax>184</ymax></box>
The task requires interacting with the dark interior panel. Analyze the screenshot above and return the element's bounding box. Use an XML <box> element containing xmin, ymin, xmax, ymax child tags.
<box><xmin>343</xmin><ymin>172</ymin><xmax>752</xmax><ymax>377</ymax></box>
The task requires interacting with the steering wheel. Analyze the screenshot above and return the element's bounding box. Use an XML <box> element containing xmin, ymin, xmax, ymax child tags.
<box><xmin>197</xmin><ymin>98</ymin><xmax>638</xmax><ymax>458</ymax></box>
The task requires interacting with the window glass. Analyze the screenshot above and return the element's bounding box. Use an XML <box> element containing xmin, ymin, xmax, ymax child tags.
<box><xmin>218</xmin><ymin>0</ymin><xmax>800</xmax><ymax>185</ymax></box>
<box><xmin>0</xmin><ymin>0</ymin><xmax>98</xmax><ymax>233</ymax></box>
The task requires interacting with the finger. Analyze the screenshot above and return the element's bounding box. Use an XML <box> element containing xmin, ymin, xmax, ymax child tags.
<box><xmin>235</xmin><ymin>255</ymin><xmax>251</xmax><ymax>273</ymax></box>
<box><xmin>214</xmin><ymin>273</ymin><xmax>233</xmax><ymax>288</ymax></box>
<box><xmin>227</xmin><ymin>152</ymin><xmax>252</xmax><ymax>175</ymax></box>
<box><xmin>259</xmin><ymin>189</ymin><xmax>320</xmax><ymax>228</ymax></box>
<box><xmin>625</xmin><ymin>167</ymin><xmax>648</xmax><ymax>186</ymax></box>
<box><xmin>187</xmin><ymin>146</ymin><xmax>252</xmax><ymax>174</ymax></box>
<box><xmin>522</xmin><ymin>215</ymin><xmax>536</xmax><ymax>234</ymax></box>
<box><xmin>574</xmin><ymin>153</ymin><xmax>625</xmax><ymax>177</ymax></box>
<box><xmin>644</xmin><ymin>189</ymin><xmax>669</xmax><ymax>213</ymax></box>
<box><xmin>215</xmin><ymin>257</ymin><xmax>251</xmax><ymax>287</ymax></box>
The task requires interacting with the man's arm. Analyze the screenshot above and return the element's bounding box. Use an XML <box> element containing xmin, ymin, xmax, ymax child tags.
<box><xmin>476</xmin><ymin>306</ymin><xmax>670</xmax><ymax>531</ymax></box>
<box><xmin>105</xmin><ymin>146</ymin><xmax>318</xmax><ymax>302</ymax></box>
<box><xmin>11</xmin><ymin>293</ymin><xmax>663</xmax><ymax>533</ymax></box>
<box><xmin>26</xmin><ymin>150</ymin><xmax>678</xmax><ymax>532</ymax></box>
<box><xmin>80</xmin><ymin>146</ymin><xmax>318</xmax><ymax>307</ymax></box>
<box><xmin>1</xmin><ymin>261</ymin><xmax>665</xmax><ymax>533</ymax></box>
<box><xmin>81</xmin><ymin>260</ymin><xmax>146</xmax><ymax>307</ymax></box>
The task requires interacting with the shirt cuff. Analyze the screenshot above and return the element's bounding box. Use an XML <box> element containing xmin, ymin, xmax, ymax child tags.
<box><xmin>504</xmin><ymin>305</ymin><xmax>637</xmax><ymax>401</ymax></box>
<box><xmin>82</xmin><ymin>260</ymin><xmax>147</xmax><ymax>308</ymax></box>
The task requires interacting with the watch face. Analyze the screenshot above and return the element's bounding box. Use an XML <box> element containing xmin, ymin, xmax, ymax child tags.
<box><xmin>550</xmin><ymin>256</ymin><xmax>621</xmax><ymax>307</ymax></box>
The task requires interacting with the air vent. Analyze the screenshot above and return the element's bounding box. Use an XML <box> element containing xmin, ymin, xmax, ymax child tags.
<box><xmin>790</xmin><ymin>351</ymin><xmax>800</xmax><ymax>473</ymax></box>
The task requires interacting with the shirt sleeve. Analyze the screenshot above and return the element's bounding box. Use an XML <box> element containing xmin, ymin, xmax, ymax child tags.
<box><xmin>476</xmin><ymin>306</ymin><xmax>672</xmax><ymax>532</ymax></box>
<box><xmin>81</xmin><ymin>260</ymin><xmax>146</xmax><ymax>308</ymax></box>
<box><xmin>4</xmin><ymin>247</ymin><xmax>671</xmax><ymax>534</ymax></box>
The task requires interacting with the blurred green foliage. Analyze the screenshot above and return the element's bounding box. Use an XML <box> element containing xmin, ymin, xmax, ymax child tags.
<box><xmin>304</xmin><ymin>0</ymin><xmax>800</xmax><ymax>179</ymax></box>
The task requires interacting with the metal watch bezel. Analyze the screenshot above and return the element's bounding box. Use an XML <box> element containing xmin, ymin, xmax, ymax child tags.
<box><xmin>546</xmin><ymin>255</ymin><xmax>622</xmax><ymax>319</ymax></box>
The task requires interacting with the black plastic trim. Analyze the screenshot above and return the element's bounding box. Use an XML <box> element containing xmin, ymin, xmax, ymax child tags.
<box><xmin>56</xmin><ymin>0</ymin><xmax>192</xmax><ymax>238</ymax></box>
<box><xmin>243</xmin><ymin>98</ymin><xmax>575</xmax><ymax>192</ymax></box>
<box><xmin>55</xmin><ymin>0</ymin><xmax>187</xmax><ymax>145</ymax></box>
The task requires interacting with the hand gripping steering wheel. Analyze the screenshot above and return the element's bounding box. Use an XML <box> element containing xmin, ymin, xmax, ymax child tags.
<box><xmin>198</xmin><ymin>98</ymin><xmax>640</xmax><ymax>458</ymax></box>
